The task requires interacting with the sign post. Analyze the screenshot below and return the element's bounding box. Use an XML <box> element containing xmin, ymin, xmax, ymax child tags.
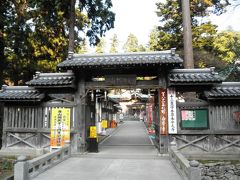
<box><xmin>90</xmin><ymin>126</ymin><xmax>97</xmax><ymax>138</ymax></box>
<box><xmin>88</xmin><ymin>126</ymin><xmax>98</xmax><ymax>152</ymax></box>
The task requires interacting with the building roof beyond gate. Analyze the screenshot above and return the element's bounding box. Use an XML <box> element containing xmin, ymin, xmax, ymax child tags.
<box><xmin>57</xmin><ymin>49</ymin><xmax>183</xmax><ymax>70</ymax></box>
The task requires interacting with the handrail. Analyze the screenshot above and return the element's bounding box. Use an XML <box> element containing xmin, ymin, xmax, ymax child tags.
<box><xmin>14</xmin><ymin>146</ymin><xmax>71</xmax><ymax>180</ymax></box>
<box><xmin>169</xmin><ymin>142</ymin><xmax>201</xmax><ymax>180</ymax></box>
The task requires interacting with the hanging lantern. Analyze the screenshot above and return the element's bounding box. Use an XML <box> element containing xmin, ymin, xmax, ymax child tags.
<box><xmin>91</xmin><ymin>90</ymin><xmax>94</xmax><ymax>102</ymax></box>
<box><xmin>104</xmin><ymin>90</ymin><xmax>107</xmax><ymax>101</ymax></box>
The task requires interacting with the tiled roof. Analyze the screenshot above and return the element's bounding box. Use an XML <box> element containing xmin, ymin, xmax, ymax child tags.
<box><xmin>26</xmin><ymin>72</ymin><xmax>74</xmax><ymax>88</ymax></box>
<box><xmin>57</xmin><ymin>49</ymin><xmax>183</xmax><ymax>70</ymax></box>
<box><xmin>0</xmin><ymin>86</ymin><xmax>44</xmax><ymax>102</ymax></box>
<box><xmin>168</xmin><ymin>68</ymin><xmax>223</xmax><ymax>85</ymax></box>
<box><xmin>205</xmin><ymin>82</ymin><xmax>240</xmax><ymax>100</ymax></box>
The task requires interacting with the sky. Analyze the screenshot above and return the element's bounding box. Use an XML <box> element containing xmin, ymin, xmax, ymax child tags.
<box><xmin>93</xmin><ymin>0</ymin><xmax>240</xmax><ymax>52</ymax></box>
<box><xmin>104</xmin><ymin>0</ymin><xmax>159</xmax><ymax>48</ymax></box>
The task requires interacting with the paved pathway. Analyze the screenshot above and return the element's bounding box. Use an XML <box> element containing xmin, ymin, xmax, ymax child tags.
<box><xmin>34</xmin><ymin>121</ymin><xmax>182</xmax><ymax>180</ymax></box>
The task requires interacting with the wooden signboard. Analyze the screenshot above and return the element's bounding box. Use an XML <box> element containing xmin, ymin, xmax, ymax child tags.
<box><xmin>159</xmin><ymin>89</ymin><xmax>168</xmax><ymax>135</ymax></box>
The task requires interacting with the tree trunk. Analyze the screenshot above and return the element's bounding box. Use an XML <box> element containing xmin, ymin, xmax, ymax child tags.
<box><xmin>0</xmin><ymin>1</ymin><xmax>6</xmax><ymax>86</ymax></box>
<box><xmin>68</xmin><ymin>0</ymin><xmax>76</xmax><ymax>53</ymax></box>
<box><xmin>182</xmin><ymin>0</ymin><xmax>194</xmax><ymax>69</ymax></box>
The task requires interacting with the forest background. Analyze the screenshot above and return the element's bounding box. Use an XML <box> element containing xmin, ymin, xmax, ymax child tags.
<box><xmin>0</xmin><ymin>0</ymin><xmax>240</xmax><ymax>86</ymax></box>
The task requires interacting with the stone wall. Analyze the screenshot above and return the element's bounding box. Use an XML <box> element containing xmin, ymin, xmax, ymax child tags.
<box><xmin>200</xmin><ymin>161</ymin><xmax>240</xmax><ymax>180</ymax></box>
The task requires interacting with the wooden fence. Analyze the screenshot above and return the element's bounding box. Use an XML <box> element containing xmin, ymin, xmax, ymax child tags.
<box><xmin>173</xmin><ymin>103</ymin><xmax>240</xmax><ymax>154</ymax></box>
<box><xmin>2</xmin><ymin>104</ymin><xmax>75</xmax><ymax>150</ymax></box>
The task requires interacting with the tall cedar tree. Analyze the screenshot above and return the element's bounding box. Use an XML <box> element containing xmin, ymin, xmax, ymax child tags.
<box><xmin>149</xmin><ymin>0</ymin><xmax>230</xmax><ymax>69</ymax></box>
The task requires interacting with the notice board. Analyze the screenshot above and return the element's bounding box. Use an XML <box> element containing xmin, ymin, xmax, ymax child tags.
<box><xmin>181</xmin><ymin>109</ymin><xmax>208</xmax><ymax>129</ymax></box>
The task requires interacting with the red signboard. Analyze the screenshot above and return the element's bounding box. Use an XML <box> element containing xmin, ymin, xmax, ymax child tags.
<box><xmin>160</xmin><ymin>89</ymin><xmax>168</xmax><ymax>135</ymax></box>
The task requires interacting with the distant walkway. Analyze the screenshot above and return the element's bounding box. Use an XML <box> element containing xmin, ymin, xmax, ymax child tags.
<box><xmin>34</xmin><ymin>121</ymin><xmax>182</xmax><ymax>180</ymax></box>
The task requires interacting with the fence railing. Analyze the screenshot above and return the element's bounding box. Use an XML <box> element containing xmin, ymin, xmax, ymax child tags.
<box><xmin>169</xmin><ymin>141</ymin><xmax>201</xmax><ymax>180</ymax></box>
<box><xmin>14</xmin><ymin>146</ymin><xmax>71</xmax><ymax>180</ymax></box>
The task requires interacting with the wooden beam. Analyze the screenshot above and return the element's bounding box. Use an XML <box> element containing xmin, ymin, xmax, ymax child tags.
<box><xmin>176</xmin><ymin>135</ymin><xmax>209</xmax><ymax>152</ymax></box>
<box><xmin>85</xmin><ymin>80</ymin><xmax>159</xmax><ymax>89</ymax></box>
<box><xmin>8</xmin><ymin>133</ymin><xmax>37</xmax><ymax>148</ymax></box>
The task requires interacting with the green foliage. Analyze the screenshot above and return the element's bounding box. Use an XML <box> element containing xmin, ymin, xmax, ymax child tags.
<box><xmin>80</xmin><ymin>0</ymin><xmax>115</xmax><ymax>45</ymax></box>
<box><xmin>213</xmin><ymin>31</ymin><xmax>240</xmax><ymax>63</ymax></box>
<box><xmin>149</xmin><ymin>27</ymin><xmax>173</xmax><ymax>51</ymax></box>
<box><xmin>123</xmin><ymin>33</ymin><xmax>148</xmax><ymax>52</ymax></box>
<box><xmin>95</xmin><ymin>38</ymin><xmax>106</xmax><ymax>53</ymax></box>
<box><xmin>138</xmin><ymin>44</ymin><xmax>147</xmax><ymax>52</ymax></box>
<box><xmin>193</xmin><ymin>49</ymin><xmax>227</xmax><ymax>69</ymax></box>
<box><xmin>151</xmin><ymin>0</ymin><xmax>229</xmax><ymax>51</ymax></box>
<box><xmin>149</xmin><ymin>0</ymin><xmax>238</xmax><ymax>79</ymax></box>
<box><xmin>123</xmin><ymin>33</ymin><xmax>139</xmax><ymax>52</ymax></box>
<box><xmin>0</xmin><ymin>0</ymin><xmax>10</xmax><ymax>86</ymax></box>
<box><xmin>0</xmin><ymin>0</ymin><xmax>115</xmax><ymax>85</ymax></box>
<box><xmin>109</xmin><ymin>34</ymin><xmax>118</xmax><ymax>53</ymax></box>
<box><xmin>76</xmin><ymin>39</ymin><xmax>88</xmax><ymax>54</ymax></box>
<box><xmin>192</xmin><ymin>22</ymin><xmax>217</xmax><ymax>50</ymax></box>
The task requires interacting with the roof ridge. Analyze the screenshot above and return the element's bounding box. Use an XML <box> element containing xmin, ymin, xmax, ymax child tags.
<box><xmin>216</xmin><ymin>82</ymin><xmax>240</xmax><ymax>87</ymax></box>
<box><xmin>72</xmin><ymin>50</ymin><xmax>173</xmax><ymax>58</ymax></box>
<box><xmin>170</xmin><ymin>68</ymin><xmax>216</xmax><ymax>74</ymax></box>
<box><xmin>1</xmin><ymin>86</ymin><xmax>36</xmax><ymax>91</ymax></box>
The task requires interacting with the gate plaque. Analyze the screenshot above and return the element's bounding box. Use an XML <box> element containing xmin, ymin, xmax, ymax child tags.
<box><xmin>105</xmin><ymin>75</ymin><xmax>136</xmax><ymax>86</ymax></box>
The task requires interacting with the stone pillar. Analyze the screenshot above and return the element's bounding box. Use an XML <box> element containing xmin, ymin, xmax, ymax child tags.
<box><xmin>189</xmin><ymin>160</ymin><xmax>201</xmax><ymax>180</ymax></box>
<box><xmin>14</xmin><ymin>156</ymin><xmax>29</xmax><ymax>180</ymax></box>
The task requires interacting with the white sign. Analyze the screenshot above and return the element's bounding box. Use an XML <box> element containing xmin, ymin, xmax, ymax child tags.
<box><xmin>167</xmin><ymin>88</ymin><xmax>177</xmax><ymax>134</ymax></box>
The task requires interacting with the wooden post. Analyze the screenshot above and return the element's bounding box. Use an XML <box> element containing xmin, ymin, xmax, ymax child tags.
<box><xmin>37</xmin><ymin>107</ymin><xmax>42</xmax><ymax>149</ymax></box>
<box><xmin>74</xmin><ymin>75</ymin><xmax>87</xmax><ymax>153</ymax></box>
<box><xmin>158</xmin><ymin>70</ymin><xmax>168</xmax><ymax>154</ymax></box>
<box><xmin>182</xmin><ymin>0</ymin><xmax>194</xmax><ymax>69</ymax></box>
<box><xmin>1</xmin><ymin>106</ymin><xmax>8</xmax><ymax>149</ymax></box>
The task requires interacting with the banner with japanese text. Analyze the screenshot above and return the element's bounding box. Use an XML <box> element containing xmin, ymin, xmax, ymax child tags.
<box><xmin>101</xmin><ymin>120</ymin><xmax>108</xmax><ymax>129</ymax></box>
<box><xmin>167</xmin><ymin>87</ymin><xmax>177</xmax><ymax>134</ymax></box>
<box><xmin>159</xmin><ymin>89</ymin><xmax>168</xmax><ymax>135</ymax></box>
<box><xmin>50</xmin><ymin>108</ymin><xmax>71</xmax><ymax>148</ymax></box>
<box><xmin>90</xmin><ymin>126</ymin><xmax>97</xmax><ymax>138</ymax></box>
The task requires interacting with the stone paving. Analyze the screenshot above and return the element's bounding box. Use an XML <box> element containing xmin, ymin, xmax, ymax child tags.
<box><xmin>34</xmin><ymin>121</ymin><xmax>182</xmax><ymax>180</ymax></box>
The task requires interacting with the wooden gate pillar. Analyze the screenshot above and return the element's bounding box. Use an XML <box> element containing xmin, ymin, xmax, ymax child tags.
<box><xmin>158</xmin><ymin>70</ymin><xmax>169</xmax><ymax>153</ymax></box>
<box><xmin>73</xmin><ymin>75</ymin><xmax>87</xmax><ymax>153</ymax></box>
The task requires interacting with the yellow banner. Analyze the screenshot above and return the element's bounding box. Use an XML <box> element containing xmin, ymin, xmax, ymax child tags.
<box><xmin>90</xmin><ymin>126</ymin><xmax>97</xmax><ymax>138</ymax></box>
<box><xmin>102</xmin><ymin>120</ymin><xmax>108</xmax><ymax>129</ymax></box>
<box><xmin>50</xmin><ymin>108</ymin><xmax>71</xmax><ymax>148</ymax></box>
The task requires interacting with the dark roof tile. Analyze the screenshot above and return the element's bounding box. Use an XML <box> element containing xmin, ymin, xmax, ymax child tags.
<box><xmin>26</xmin><ymin>72</ymin><xmax>74</xmax><ymax>88</ymax></box>
<box><xmin>57</xmin><ymin>50</ymin><xmax>183</xmax><ymax>70</ymax></box>
<box><xmin>205</xmin><ymin>82</ymin><xmax>240</xmax><ymax>99</ymax></box>
<box><xmin>0</xmin><ymin>86</ymin><xmax>44</xmax><ymax>102</ymax></box>
<box><xmin>169</xmin><ymin>68</ymin><xmax>223</xmax><ymax>85</ymax></box>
